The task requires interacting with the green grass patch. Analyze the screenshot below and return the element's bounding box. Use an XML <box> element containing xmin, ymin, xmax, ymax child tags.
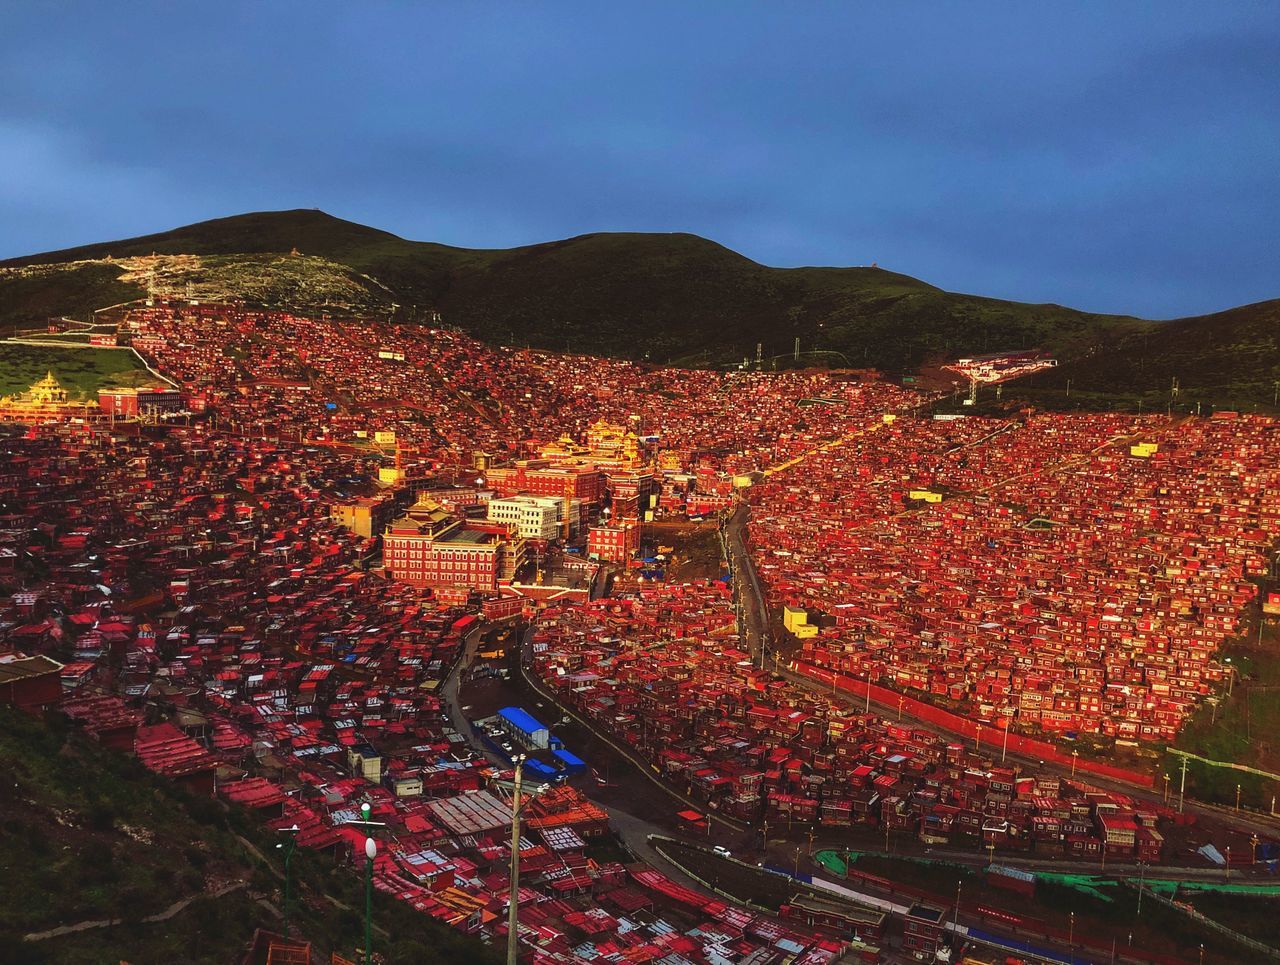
<box><xmin>0</xmin><ymin>343</ymin><xmax>163</xmax><ymax>399</ymax></box>
<box><xmin>1167</xmin><ymin>614</ymin><xmax>1280</xmax><ymax>808</ymax></box>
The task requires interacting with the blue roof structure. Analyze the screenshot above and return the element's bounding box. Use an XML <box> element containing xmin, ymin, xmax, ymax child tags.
<box><xmin>552</xmin><ymin>748</ymin><xmax>586</xmax><ymax>770</ymax></box>
<box><xmin>499</xmin><ymin>706</ymin><xmax>547</xmax><ymax>735</ymax></box>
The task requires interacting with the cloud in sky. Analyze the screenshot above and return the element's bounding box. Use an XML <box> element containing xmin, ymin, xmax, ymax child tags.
<box><xmin>2</xmin><ymin>2</ymin><xmax>1277</xmax><ymax>318</ymax></box>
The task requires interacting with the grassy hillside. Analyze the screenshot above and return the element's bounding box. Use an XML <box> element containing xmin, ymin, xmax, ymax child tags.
<box><xmin>4</xmin><ymin>209</ymin><xmax>1276</xmax><ymax>405</ymax></box>
<box><xmin>0</xmin><ymin>262</ymin><xmax>144</xmax><ymax>332</ymax></box>
<box><xmin>0</xmin><ymin>344</ymin><xmax>164</xmax><ymax>399</ymax></box>
<box><xmin>0</xmin><ymin>705</ymin><xmax>495</xmax><ymax>965</ymax></box>
<box><xmin>1036</xmin><ymin>298</ymin><xmax>1280</xmax><ymax>411</ymax></box>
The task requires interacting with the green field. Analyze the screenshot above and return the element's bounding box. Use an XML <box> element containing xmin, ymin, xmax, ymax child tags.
<box><xmin>0</xmin><ymin>343</ymin><xmax>164</xmax><ymax>399</ymax></box>
<box><xmin>1167</xmin><ymin>610</ymin><xmax>1280</xmax><ymax>808</ymax></box>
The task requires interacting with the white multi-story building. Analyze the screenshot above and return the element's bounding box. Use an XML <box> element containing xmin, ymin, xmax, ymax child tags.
<box><xmin>487</xmin><ymin>495</ymin><xmax>571</xmax><ymax>541</ymax></box>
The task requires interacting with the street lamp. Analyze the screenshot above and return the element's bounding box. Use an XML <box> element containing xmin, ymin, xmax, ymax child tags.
<box><xmin>275</xmin><ymin>824</ymin><xmax>300</xmax><ymax>940</ymax></box>
<box><xmin>332</xmin><ymin>801</ymin><xmax>387</xmax><ymax>963</ymax></box>
<box><xmin>952</xmin><ymin>880</ymin><xmax>962</xmax><ymax>940</ymax></box>
<box><xmin>364</xmin><ymin>836</ymin><xmax>377</xmax><ymax>965</ymax></box>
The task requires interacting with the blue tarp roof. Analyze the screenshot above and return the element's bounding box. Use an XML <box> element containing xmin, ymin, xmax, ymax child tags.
<box><xmin>499</xmin><ymin>706</ymin><xmax>547</xmax><ymax>734</ymax></box>
<box><xmin>1198</xmin><ymin>843</ymin><xmax>1226</xmax><ymax>866</ymax></box>
<box><xmin>552</xmin><ymin>748</ymin><xmax>586</xmax><ymax>768</ymax></box>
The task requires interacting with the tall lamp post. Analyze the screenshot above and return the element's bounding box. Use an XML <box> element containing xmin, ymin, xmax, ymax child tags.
<box><xmin>364</xmin><ymin>837</ymin><xmax>377</xmax><ymax>965</ymax></box>
<box><xmin>275</xmin><ymin>824</ymin><xmax>300</xmax><ymax>940</ymax></box>
<box><xmin>508</xmin><ymin>755</ymin><xmax>525</xmax><ymax>965</ymax></box>
<box><xmin>336</xmin><ymin>801</ymin><xmax>386</xmax><ymax>964</ymax></box>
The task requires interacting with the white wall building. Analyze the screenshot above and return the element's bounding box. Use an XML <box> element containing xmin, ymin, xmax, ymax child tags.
<box><xmin>487</xmin><ymin>495</ymin><xmax>567</xmax><ymax>541</ymax></box>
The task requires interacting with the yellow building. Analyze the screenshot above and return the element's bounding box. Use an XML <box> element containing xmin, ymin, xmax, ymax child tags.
<box><xmin>658</xmin><ymin>450</ymin><xmax>684</xmax><ymax>472</ymax></box>
<box><xmin>0</xmin><ymin>372</ymin><xmax>98</xmax><ymax>423</ymax></box>
<box><xmin>538</xmin><ymin>433</ymin><xmax>592</xmax><ymax>462</ymax></box>
<box><xmin>783</xmin><ymin>605</ymin><xmax>809</xmax><ymax>634</ymax></box>
<box><xmin>330</xmin><ymin>496</ymin><xmax>393</xmax><ymax>539</ymax></box>
<box><xmin>540</xmin><ymin>419</ymin><xmax>645</xmax><ymax>471</ymax></box>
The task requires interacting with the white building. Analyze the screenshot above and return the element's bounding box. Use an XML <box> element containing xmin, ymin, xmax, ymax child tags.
<box><xmin>487</xmin><ymin>495</ymin><xmax>582</xmax><ymax>540</ymax></box>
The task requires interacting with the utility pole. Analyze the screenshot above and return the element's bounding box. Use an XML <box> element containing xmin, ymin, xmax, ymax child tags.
<box><xmin>952</xmin><ymin>880</ymin><xmax>962</xmax><ymax>938</ymax></box>
<box><xmin>507</xmin><ymin>756</ymin><xmax>526</xmax><ymax>965</ymax></box>
<box><xmin>1179</xmin><ymin>755</ymin><xmax>1188</xmax><ymax>814</ymax></box>
<box><xmin>1136</xmin><ymin>860</ymin><xmax>1145</xmax><ymax>918</ymax></box>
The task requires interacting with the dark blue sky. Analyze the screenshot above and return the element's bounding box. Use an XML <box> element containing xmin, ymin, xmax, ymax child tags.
<box><xmin>3</xmin><ymin>3</ymin><xmax>1277</xmax><ymax>318</ymax></box>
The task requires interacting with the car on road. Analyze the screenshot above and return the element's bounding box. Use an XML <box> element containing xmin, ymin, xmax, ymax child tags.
<box><xmin>712</xmin><ymin>845</ymin><xmax>732</xmax><ymax>858</ymax></box>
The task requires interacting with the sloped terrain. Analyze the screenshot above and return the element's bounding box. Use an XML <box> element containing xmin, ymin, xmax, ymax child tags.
<box><xmin>0</xmin><ymin>705</ymin><xmax>494</xmax><ymax>965</ymax></box>
<box><xmin>4</xmin><ymin>208</ymin><xmax>1275</xmax><ymax>406</ymax></box>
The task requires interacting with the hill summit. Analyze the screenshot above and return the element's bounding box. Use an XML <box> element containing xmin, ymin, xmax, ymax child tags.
<box><xmin>3</xmin><ymin>209</ymin><xmax>1277</xmax><ymax>407</ymax></box>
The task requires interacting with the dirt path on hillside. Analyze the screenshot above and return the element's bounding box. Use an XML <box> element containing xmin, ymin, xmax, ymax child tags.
<box><xmin>22</xmin><ymin>881</ymin><xmax>247</xmax><ymax>942</ymax></box>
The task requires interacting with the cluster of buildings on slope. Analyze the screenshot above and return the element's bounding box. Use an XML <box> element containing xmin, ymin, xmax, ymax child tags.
<box><xmin>0</xmin><ymin>422</ymin><xmax>852</xmax><ymax>963</ymax></box>
<box><xmin>529</xmin><ymin>579</ymin><xmax>1173</xmax><ymax>864</ymax></box>
<box><xmin>7</xmin><ymin>298</ymin><xmax>1277</xmax><ymax>960</ymax></box>
<box><xmin>113</xmin><ymin>299</ymin><xmax>915</xmax><ymax>505</ymax></box>
<box><xmin>749</xmin><ymin>411</ymin><xmax>1280</xmax><ymax>745</ymax></box>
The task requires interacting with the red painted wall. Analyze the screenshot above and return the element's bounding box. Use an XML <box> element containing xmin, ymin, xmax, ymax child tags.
<box><xmin>794</xmin><ymin>661</ymin><xmax>1154</xmax><ymax>788</ymax></box>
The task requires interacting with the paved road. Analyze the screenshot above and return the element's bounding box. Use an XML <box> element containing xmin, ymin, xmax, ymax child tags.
<box><xmin>513</xmin><ymin>622</ymin><xmax>748</xmax><ymax>834</ymax></box>
<box><xmin>440</xmin><ymin>624</ymin><xmax>508</xmax><ymax>769</ymax></box>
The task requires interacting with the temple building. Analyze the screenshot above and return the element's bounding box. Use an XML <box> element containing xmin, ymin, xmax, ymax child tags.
<box><xmin>383</xmin><ymin>494</ymin><xmax>527</xmax><ymax>591</ymax></box>
<box><xmin>0</xmin><ymin>372</ymin><xmax>99</xmax><ymax>423</ymax></box>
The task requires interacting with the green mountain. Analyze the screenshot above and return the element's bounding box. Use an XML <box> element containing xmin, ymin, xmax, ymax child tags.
<box><xmin>3</xmin><ymin>209</ymin><xmax>1275</xmax><ymax>406</ymax></box>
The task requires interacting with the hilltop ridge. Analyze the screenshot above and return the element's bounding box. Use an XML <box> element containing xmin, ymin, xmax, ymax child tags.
<box><xmin>2</xmin><ymin>209</ymin><xmax>1276</xmax><ymax>407</ymax></box>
